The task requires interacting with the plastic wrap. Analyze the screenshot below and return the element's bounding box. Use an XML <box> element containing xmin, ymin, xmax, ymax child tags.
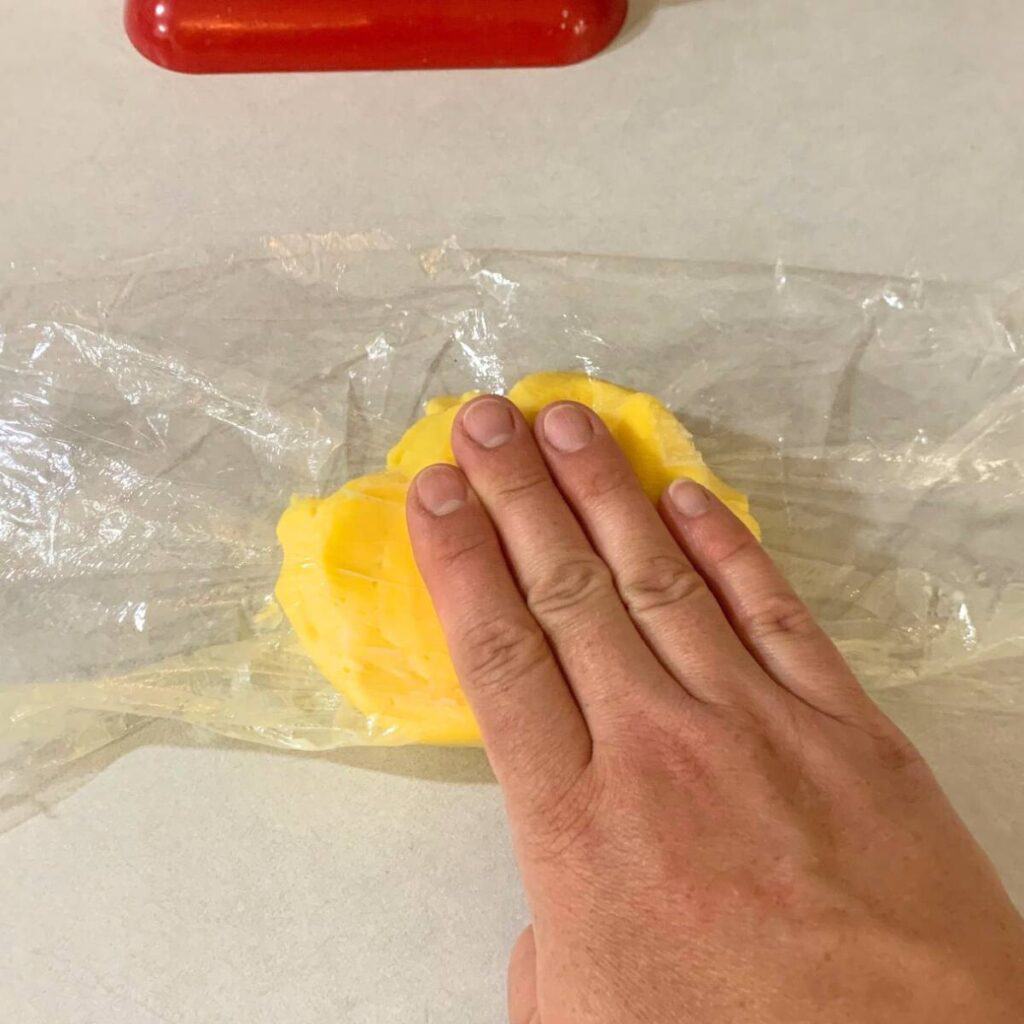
<box><xmin>2</xmin><ymin>235</ymin><xmax>1023</xmax><ymax>811</ymax></box>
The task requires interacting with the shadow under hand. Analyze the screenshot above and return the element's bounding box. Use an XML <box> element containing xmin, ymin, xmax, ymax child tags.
<box><xmin>154</xmin><ymin>720</ymin><xmax>497</xmax><ymax>786</ymax></box>
<box><xmin>0</xmin><ymin>719</ymin><xmax>496</xmax><ymax>836</ymax></box>
<box><xmin>172</xmin><ymin>722</ymin><xmax>497</xmax><ymax>784</ymax></box>
<box><xmin>310</xmin><ymin>742</ymin><xmax>494</xmax><ymax>786</ymax></box>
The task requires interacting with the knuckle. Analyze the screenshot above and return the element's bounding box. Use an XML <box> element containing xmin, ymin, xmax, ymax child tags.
<box><xmin>701</xmin><ymin>703</ymin><xmax>776</xmax><ymax>758</ymax></box>
<box><xmin>526</xmin><ymin>556</ymin><xmax>614</xmax><ymax>620</ymax></box>
<box><xmin>742</xmin><ymin>592</ymin><xmax>819</xmax><ymax>643</ymax></box>
<box><xmin>870</xmin><ymin>731</ymin><xmax>924</xmax><ymax>773</ymax></box>
<box><xmin>837</xmin><ymin>713</ymin><xmax>924</xmax><ymax>774</ymax></box>
<box><xmin>460</xmin><ymin>616</ymin><xmax>550</xmax><ymax>693</ymax></box>
<box><xmin>618</xmin><ymin>554</ymin><xmax>705</xmax><ymax>614</ymax></box>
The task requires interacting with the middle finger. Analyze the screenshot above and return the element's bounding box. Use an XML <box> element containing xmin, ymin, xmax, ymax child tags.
<box><xmin>535</xmin><ymin>401</ymin><xmax>775</xmax><ymax>710</ymax></box>
<box><xmin>452</xmin><ymin>395</ymin><xmax>681</xmax><ymax>733</ymax></box>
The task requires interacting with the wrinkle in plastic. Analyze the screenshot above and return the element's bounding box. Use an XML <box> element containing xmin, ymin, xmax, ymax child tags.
<box><xmin>2</xmin><ymin>235</ymin><xmax>1023</xmax><ymax>806</ymax></box>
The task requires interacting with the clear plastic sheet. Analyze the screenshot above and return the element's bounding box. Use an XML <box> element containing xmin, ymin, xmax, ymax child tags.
<box><xmin>2</xmin><ymin>234</ymin><xmax>1023</xmax><ymax>812</ymax></box>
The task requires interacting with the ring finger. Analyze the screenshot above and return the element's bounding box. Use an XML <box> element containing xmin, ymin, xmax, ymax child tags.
<box><xmin>452</xmin><ymin>396</ymin><xmax>682</xmax><ymax>732</ymax></box>
<box><xmin>535</xmin><ymin>401</ymin><xmax>781</xmax><ymax>712</ymax></box>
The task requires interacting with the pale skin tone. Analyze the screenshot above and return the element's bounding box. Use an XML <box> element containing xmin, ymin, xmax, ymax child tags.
<box><xmin>406</xmin><ymin>395</ymin><xmax>1024</xmax><ymax>1024</ymax></box>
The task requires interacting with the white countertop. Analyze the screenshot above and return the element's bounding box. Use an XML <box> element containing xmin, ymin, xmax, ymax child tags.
<box><xmin>2</xmin><ymin>2</ymin><xmax>1023</xmax><ymax>1021</ymax></box>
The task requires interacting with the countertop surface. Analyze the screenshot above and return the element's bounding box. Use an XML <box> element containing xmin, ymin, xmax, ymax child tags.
<box><xmin>2</xmin><ymin>2</ymin><xmax>1023</xmax><ymax>1022</ymax></box>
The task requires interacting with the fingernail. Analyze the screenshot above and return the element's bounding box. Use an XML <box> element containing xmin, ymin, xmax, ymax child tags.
<box><xmin>542</xmin><ymin>403</ymin><xmax>594</xmax><ymax>453</ymax></box>
<box><xmin>416</xmin><ymin>465</ymin><xmax>467</xmax><ymax>516</ymax></box>
<box><xmin>463</xmin><ymin>398</ymin><xmax>515</xmax><ymax>449</ymax></box>
<box><xmin>669</xmin><ymin>479</ymin><xmax>711</xmax><ymax>518</ymax></box>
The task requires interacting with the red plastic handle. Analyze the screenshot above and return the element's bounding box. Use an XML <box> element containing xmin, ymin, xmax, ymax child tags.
<box><xmin>125</xmin><ymin>0</ymin><xmax>628</xmax><ymax>74</ymax></box>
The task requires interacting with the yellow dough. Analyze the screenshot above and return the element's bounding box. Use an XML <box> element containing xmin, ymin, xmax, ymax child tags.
<box><xmin>276</xmin><ymin>373</ymin><xmax>759</xmax><ymax>745</ymax></box>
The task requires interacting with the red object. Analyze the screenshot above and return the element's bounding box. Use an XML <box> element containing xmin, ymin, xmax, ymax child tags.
<box><xmin>125</xmin><ymin>0</ymin><xmax>628</xmax><ymax>74</ymax></box>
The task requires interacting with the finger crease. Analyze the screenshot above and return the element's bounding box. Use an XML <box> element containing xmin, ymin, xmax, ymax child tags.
<box><xmin>742</xmin><ymin>596</ymin><xmax>819</xmax><ymax>642</ymax></box>
<box><xmin>494</xmin><ymin>472</ymin><xmax>553</xmax><ymax>504</ymax></box>
<box><xmin>526</xmin><ymin>559</ymin><xmax>614</xmax><ymax>620</ymax></box>
<box><xmin>619</xmin><ymin>558</ymin><xmax>706</xmax><ymax>615</ymax></box>
<box><xmin>437</xmin><ymin>534</ymin><xmax>492</xmax><ymax>571</ymax></box>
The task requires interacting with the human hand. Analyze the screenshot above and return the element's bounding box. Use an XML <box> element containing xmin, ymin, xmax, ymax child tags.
<box><xmin>406</xmin><ymin>395</ymin><xmax>1024</xmax><ymax>1024</ymax></box>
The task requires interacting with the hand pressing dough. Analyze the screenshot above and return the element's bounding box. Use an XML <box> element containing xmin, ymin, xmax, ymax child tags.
<box><xmin>276</xmin><ymin>373</ymin><xmax>759</xmax><ymax>745</ymax></box>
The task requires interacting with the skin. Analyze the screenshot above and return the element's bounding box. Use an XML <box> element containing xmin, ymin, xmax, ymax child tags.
<box><xmin>405</xmin><ymin>395</ymin><xmax>1024</xmax><ymax>1024</ymax></box>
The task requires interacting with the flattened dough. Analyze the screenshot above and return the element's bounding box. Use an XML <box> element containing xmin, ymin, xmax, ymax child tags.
<box><xmin>276</xmin><ymin>372</ymin><xmax>759</xmax><ymax>744</ymax></box>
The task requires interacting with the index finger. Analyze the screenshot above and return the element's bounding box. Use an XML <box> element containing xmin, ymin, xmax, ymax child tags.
<box><xmin>407</xmin><ymin>463</ymin><xmax>592</xmax><ymax>791</ymax></box>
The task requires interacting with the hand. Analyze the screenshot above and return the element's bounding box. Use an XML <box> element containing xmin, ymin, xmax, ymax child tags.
<box><xmin>406</xmin><ymin>396</ymin><xmax>1024</xmax><ymax>1024</ymax></box>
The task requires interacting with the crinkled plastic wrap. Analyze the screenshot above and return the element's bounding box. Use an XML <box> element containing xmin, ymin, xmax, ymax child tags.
<box><xmin>2</xmin><ymin>235</ymin><xmax>1023</xmax><ymax>808</ymax></box>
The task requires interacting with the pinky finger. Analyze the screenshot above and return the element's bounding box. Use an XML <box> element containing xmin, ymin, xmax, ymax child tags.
<box><xmin>660</xmin><ymin>480</ymin><xmax>872</xmax><ymax>721</ymax></box>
